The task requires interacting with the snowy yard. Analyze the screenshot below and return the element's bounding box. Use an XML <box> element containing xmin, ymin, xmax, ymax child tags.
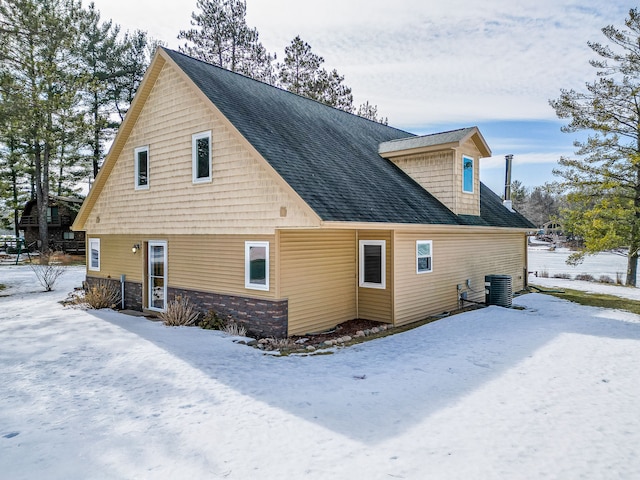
<box><xmin>528</xmin><ymin>242</ymin><xmax>635</xmax><ymax>284</ymax></box>
<box><xmin>1</xmin><ymin>262</ymin><xmax>640</xmax><ymax>479</ymax></box>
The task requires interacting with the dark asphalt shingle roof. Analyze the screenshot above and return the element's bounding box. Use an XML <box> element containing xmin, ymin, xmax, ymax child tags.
<box><xmin>163</xmin><ymin>48</ymin><xmax>534</xmax><ymax>229</ymax></box>
<box><xmin>459</xmin><ymin>184</ymin><xmax>534</xmax><ymax>228</ymax></box>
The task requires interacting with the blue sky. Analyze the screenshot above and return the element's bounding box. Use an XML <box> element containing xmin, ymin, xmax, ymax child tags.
<box><xmin>91</xmin><ymin>0</ymin><xmax>632</xmax><ymax>194</ymax></box>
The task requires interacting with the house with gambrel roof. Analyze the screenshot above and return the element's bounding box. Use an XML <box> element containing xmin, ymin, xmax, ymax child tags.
<box><xmin>72</xmin><ymin>48</ymin><xmax>534</xmax><ymax>337</ymax></box>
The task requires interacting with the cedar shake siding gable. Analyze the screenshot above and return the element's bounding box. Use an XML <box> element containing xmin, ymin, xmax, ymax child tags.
<box><xmin>75</xmin><ymin>56</ymin><xmax>320</xmax><ymax>236</ymax></box>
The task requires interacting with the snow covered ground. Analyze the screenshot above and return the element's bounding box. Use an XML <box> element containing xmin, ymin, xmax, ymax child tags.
<box><xmin>528</xmin><ymin>242</ymin><xmax>633</xmax><ymax>284</ymax></box>
<box><xmin>2</xmin><ymin>262</ymin><xmax>640</xmax><ymax>479</ymax></box>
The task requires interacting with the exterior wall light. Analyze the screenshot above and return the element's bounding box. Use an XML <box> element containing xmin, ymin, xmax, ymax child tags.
<box><xmin>132</xmin><ymin>243</ymin><xmax>141</xmax><ymax>254</ymax></box>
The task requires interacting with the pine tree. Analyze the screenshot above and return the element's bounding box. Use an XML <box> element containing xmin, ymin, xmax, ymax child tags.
<box><xmin>356</xmin><ymin>101</ymin><xmax>388</xmax><ymax>125</ymax></box>
<box><xmin>178</xmin><ymin>0</ymin><xmax>275</xmax><ymax>83</ymax></box>
<box><xmin>0</xmin><ymin>0</ymin><xmax>86</xmax><ymax>256</ymax></box>
<box><xmin>78</xmin><ymin>3</ymin><xmax>120</xmax><ymax>178</ymax></box>
<box><xmin>278</xmin><ymin>36</ymin><xmax>353</xmax><ymax>112</ymax></box>
<box><xmin>111</xmin><ymin>29</ymin><xmax>153</xmax><ymax>123</ymax></box>
<box><xmin>0</xmin><ymin>1</ymin><xmax>152</xmax><ymax>251</ymax></box>
<box><xmin>550</xmin><ymin>8</ymin><xmax>640</xmax><ymax>285</ymax></box>
<box><xmin>0</xmin><ymin>74</ymin><xmax>29</xmax><ymax>236</ymax></box>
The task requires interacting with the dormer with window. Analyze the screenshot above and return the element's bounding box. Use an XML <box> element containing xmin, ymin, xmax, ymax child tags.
<box><xmin>378</xmin><ymin>126</ymin><xmax>490</xmax><ymax>216</ymax></box>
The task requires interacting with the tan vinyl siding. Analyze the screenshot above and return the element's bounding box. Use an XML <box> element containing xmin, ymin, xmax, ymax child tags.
<box><xmin>357</xmin><ymin>230</ymin><xmax>393</xmax><ymax>323</ymax></box>
<box><xmin>85</xmin><ymin>234</ymin><xmax>276</xmax><ymax>299</ymax></box>
<box><xmin>84</xmin><ymin>62</ymin><xmax>318</xmax><ymax>236</ymax></box>
<box><xmin>279</xmin><ymin>230</ymin><xmax>356</xmax><ymax>335</ymax></box>
<box><xmin>167</xmin><ymin>234</ymin><xmax>276</xmax><ymax>298</ymax></box>
<box><xmin>394</xmin><ymin>231</ymin><xmax>526</xmax><ymax>325</ymax></box>
<box><xmin>85</xmin><ymin>234</ymin><xmax>145</xmax><ymax>282</ymax></box>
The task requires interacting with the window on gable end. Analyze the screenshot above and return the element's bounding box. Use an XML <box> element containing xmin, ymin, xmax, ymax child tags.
<box><xmin>462</xmin><ymin>155</ymin><xmax>474</xmax><ymax>193</ymax></box>
<box><xmin>192</xmin><ymin>131</ymin><xmax>212</xmax><ymax>183</ymax></box>
<box><xmin>416</xmin><ymin>240</ymin><xmax>433</xmax><ymax>274</ymax></box>
<box><xmin>135</xmin><ymin>146</ymin><xmax>149</xmax><ymax>190</ymax></box>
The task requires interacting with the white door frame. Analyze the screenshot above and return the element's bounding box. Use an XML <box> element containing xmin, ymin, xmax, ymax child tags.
<box><xmin>147</xmin><ymin>240</ymin><xmax>167</xmax><ymax>312</ymax></box>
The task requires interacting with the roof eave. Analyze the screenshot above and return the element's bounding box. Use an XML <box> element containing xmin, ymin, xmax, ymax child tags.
<box><xmin>464</xmin><ymin>128</ymin><xmax>492</xmax><ymax>158</ymax></box>
<box><xmin>72</xmin><ymin>48</ymin><xmax>168</xmax><ymax>231</ymax></box>
<box><xmin>379</xmin><ymin>141</ymin><xmax>460</xmax><ymax>158</ymax></box>
<box><xmin>316</xmin><ymin>221</ymin><xmax>532</xmax><ymax>233</ymax></box>
<box><xmin>378</xmin><ymin>126</ymin><xmax>492</xmax><ymax>159</ymax></box>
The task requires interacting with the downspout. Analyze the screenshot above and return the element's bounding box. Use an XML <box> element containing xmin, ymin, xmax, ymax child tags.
<box><xmin>524</xmin><ymin>234</ymin><xmax>529</xmax><ymax>289</ymax></box>
<box><xmin>120</xmin><ymin>274</ymin><xmax>126</xmax><ymax>310</ymax></box>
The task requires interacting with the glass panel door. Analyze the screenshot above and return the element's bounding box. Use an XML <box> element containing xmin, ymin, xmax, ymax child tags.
<box><xmin>148</xmin><ymin>241</ymin><xmax>167</xmax><ymax>311</ymax></box>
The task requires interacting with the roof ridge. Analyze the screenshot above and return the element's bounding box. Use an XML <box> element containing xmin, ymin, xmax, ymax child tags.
<box><xmin>381</xmin><ymin>126</ymin><xmax>477</xmax><ymax>144</ymax></box>
<box><xmin>162</xmin><ymin>47</ymin><xmax>411</xmax><ymax>136</ymax></box>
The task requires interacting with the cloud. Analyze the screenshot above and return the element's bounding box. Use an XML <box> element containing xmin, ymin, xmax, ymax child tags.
<box><xmin>90</xmin><ymin>0</ymin><xmax>632</xmax><ymax>125</ymax></box>
<box><xmin>245</xmin><ymin>0</ymin><xmax>630</xmax><ymax>124</ymax></box>
<box><xmin>482</xmin><ymin>152</ymin><xmax>570</xmax><ymax>169</ymax></box>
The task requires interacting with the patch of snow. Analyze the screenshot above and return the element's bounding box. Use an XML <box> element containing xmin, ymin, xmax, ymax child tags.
<box><xmin>1</xmin><ymin>266</ymin><xmax>640</xmax><ymax>479</ymax></box>
<box><xmin>528</xmin><ymin>246</ymin><xmax>634</xmax><ymax>284</ymax></box>
<box><xmin>530</xmin><ymin>276</ymin><xmax>640</xmax><ymax>301</ymax></box>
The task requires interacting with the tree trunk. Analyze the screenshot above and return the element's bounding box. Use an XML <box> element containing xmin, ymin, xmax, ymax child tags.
<box><xmin>628</xmin><ymin>248</ymin><xmax>639</xmax><ymax>287</ymax></box>
<box><xmin>11</xmin><ymin>168</ymin><xmax>19</xmax><ymax>238</ymax></box>
<box><xmin>58</xmin><ymin>140</ymin><xmax>65</xmax><ymax>196</ymax></box>
<box><xmin>9</xmin><ymin>138</ymin><xmax>20</xmax><ymax>238</ymax></box>
<box><xmin>628</xmin><ymin>168</ymin><xmax>640</xmax><ymax>286</ymax></box>
<box><xmin>93</xmin><ymin>90</ymin><xmax>100</xmax><ymax>178</ymax></box>
<box><xmin>34</xmin><ymin>140</ymin><xmax>50</xmax><ymax>262</ymax></box>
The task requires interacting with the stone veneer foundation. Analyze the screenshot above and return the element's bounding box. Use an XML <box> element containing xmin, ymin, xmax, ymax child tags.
<box><xmin>86</xmin><ymin>276</ymin><xmax>288</xmax><ymax>338</ymax></box>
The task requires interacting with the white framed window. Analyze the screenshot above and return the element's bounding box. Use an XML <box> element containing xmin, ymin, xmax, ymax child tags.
<box><xmin>359</xmin><ymin>240</ymin><xmax>386</xmax><ymax>289</ymax></box>
<box><xmin>134</xmin><ymin>146</ymin><xmax>149</xmax><ymax>190</ymax></box>
<box><xmin>148</xmin><ymin>241</ymin><xmax>168</xmax><ymax>312</ymax></box>
<box><xmin>416</xmin><ymin>240</ymin><xmax>433</xmax><ymax>274</ymax></box>
<box><xmin>245</xmin><ymin>241</ymin><xmax>269</xmax><ymax>291</ymax></box>
<box><xmin>63</xmin><ymin>231</ymin><xmax>75</xmax><ymax>240</ymax></box>
<box><xmin>88</xmin><ymin>238</ymin><xmax>100</xmax><ymax>271</ymax></box>
<box><xmin>192</xmin><ymin>131</ymin><xmax>212</xmax><ymax>183</ymax></box>
<box><xmin>462</xmin><ymin>155</ymin><xmax>474</xmax><ymax>193</ymax></box>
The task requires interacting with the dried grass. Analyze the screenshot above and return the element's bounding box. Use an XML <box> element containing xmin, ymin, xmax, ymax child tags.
<box><xmin>160</xmin><ymin>295</ymin><xmax>200</xmax><ymax>326</ymax></box>
<box><xmin>222</xmin><ymin>321</ymin><xmax>247</xmax><ymax>337</ymax></box>
<box><xmin>575</xmin><ymin>274</ymin><xmax>595</xmax><ymax>282</ymax></box>
<box><xmin>78</xmin><ymin>279</ymin><xmax>121</xmax><ymax>309</ymax></box>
